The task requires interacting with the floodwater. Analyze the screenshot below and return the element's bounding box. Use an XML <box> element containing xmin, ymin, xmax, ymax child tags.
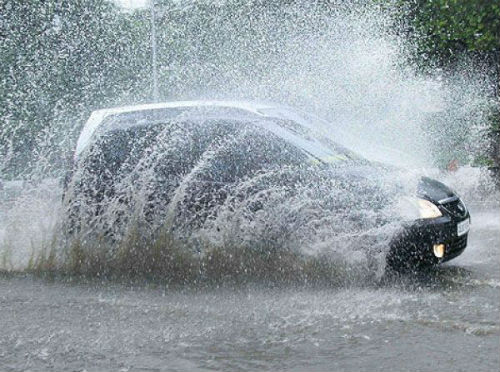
<box><xmin>0</xmin><ymin>205</ymin><xmax>498</xmax><ymax>372</ymax></box>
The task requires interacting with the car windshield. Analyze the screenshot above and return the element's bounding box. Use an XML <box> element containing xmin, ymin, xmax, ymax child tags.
<box><xmin>83</xmin><ymin>113</ymin><xmax>368</xmax><ymax>184</ymax></box>
<box><xmin>258</xmin><ymin>106</ymin><xmax>368</xmax><ymax>163</ymax></box>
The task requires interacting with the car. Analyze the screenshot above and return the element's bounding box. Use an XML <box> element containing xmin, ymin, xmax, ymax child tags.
<box><xmin>64</xmin><ymin>100</ymin><xmax>470</xmax><ymax>272</ymax></box>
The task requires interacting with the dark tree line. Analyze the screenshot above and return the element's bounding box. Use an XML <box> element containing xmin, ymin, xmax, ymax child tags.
<box><xmin>0</xmin><ymin>0</ymin><xmax>499</xmax><ymax>182</ymax></box>
<box><xmin>0</xmin><ymin>0</ymin><xmax>150</xmax><ymax>176</ymax></box>
<box><xmin>408</xmin><ymin>0</ymin><xmax>499</xmax><ymax>180</ymax></box>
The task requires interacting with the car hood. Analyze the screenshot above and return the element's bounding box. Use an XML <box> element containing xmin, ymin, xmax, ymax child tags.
<box><xmin>417</xmin><ymin>176</ymin><xmax>456</xmax><ymax>204</ymax></box>
<box><xmin>329</xmin><ymin>164</ymin><xmax>458</xmax><ymax>205</ymax></box>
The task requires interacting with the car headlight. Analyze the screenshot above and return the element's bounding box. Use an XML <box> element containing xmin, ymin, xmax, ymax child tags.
<box><xmin>416</xmin><ymin>198</ymin><xmax>442</xmax><ymax>219</ymax></box>
<box><xmin>397</xmin><ymin>197</ymin><xmax>442</xmax><ymax>220</ymax></box>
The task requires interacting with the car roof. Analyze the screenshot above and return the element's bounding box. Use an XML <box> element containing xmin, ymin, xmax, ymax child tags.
<box><xmin>75</xmin><ymin>101</ymin><xmax>281</xmax><ymax>156</ymax></box>
<box><xmin>74</xmin><ymin>100</ymin><xmax>351</xmax><ymax>163</ymax></box>
<box><xmin>90</xmin><ymin>100</ymin><xmax>276</xmax><ymax>117</ymax></box>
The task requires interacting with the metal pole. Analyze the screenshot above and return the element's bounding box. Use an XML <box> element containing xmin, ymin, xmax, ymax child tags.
<box><xmin>150</xmin><ymin>0</ymin><xmax>159</xmax><ymax>102</ymax></box>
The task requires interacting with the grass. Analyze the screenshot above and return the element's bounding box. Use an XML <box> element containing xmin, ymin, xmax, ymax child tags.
<box><xmin>12</xmin><ymin>220</ymin><xmax>376</xmax><ymax>288</ymax></box>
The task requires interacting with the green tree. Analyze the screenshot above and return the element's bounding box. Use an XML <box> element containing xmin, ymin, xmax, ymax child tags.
<box><xmin>406</xmin><ymin>0</ymin><xmax>499</xmax><ymax>176</ymax></box>
<box><xmin>0</xmin><ymin>0</ymin><xmax>151</xmax><ymax>177</ymax></box>
<box><xmin>411</xmin><ymin>0</ymin><xmax>500</xmax><ymax>63</ymax></box>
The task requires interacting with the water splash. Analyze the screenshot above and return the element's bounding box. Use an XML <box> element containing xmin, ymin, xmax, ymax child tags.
<box><xmin>0</xmin><ymin>1</ymin><xmax>495</xmax><ymax>281</ymax></box>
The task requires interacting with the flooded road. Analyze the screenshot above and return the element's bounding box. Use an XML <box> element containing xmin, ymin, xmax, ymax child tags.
<box><xmin>0</xmin><ymin>206</ymin><xmax>498</xmax><ymax>372</ymax></box>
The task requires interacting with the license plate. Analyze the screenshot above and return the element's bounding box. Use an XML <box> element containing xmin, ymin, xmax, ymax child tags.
<box><xmin>457</xmin><ymin>219</ymin><xmax>470</xmax><ymax>236</ymax></box>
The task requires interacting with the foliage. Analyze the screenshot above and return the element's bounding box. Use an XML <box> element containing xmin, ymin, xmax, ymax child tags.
<box><xmin>411</xmin><ymin>0</ymin><xmax>500</xmax><ymax>63</ymax></box>
<box><xmin>1</xmin><ymin>0</ymin><xmax>499</xmax><ymax>177</ymax></box>
<box><xmin>401</xmin><ymin>0</ymin><xmax>499</xmax><ymax>172</ymax></box>
<box><xmin>0</xmin><ymin>0</ymin><xmax>150</xmax><ymax>177</ymax></box>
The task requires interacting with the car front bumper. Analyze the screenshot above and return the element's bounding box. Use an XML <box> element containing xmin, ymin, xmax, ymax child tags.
<box><xmin>387</xmin><ymin>213</ymin><xmax>470</xmax><ymax>270</ymax></box>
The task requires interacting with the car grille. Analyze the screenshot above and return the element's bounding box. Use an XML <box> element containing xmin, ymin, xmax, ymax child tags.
<box><xmin>442</xmin><ymin>198</ymin><xmax>468</xmax><ymax>218</ymax></box>
<box><xmin>448</xmin><ymin>234</ymin><xmax>467</xmax><ymax>254</ymax></box>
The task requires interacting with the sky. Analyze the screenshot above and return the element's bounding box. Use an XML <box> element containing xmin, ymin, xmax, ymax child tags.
<box><xmin>114</xmin><ymin>0</ymin><xmax>149</xmax><ymax>9</ymax></box>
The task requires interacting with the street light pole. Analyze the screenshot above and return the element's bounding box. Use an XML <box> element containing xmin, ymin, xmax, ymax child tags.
<box><xmin>150</xmin><ymin>0</ymin><xmax>159</xmax><ymax>102</ymax></box>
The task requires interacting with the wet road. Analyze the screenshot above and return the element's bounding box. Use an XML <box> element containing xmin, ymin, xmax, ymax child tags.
<box><xmin>0</xmin><ymin>206</ymin><xmax>499</xmax><ymax>372</ymax></box>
